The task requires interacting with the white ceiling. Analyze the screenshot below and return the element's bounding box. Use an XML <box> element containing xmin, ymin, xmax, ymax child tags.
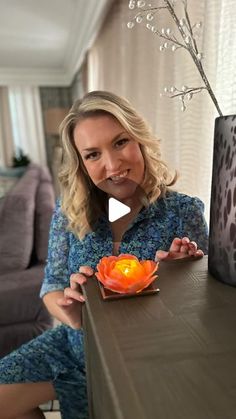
<box><xmin>0</xmin><ymin>0</ymin><xmax>112</xmax><ymax>86</ymax></box>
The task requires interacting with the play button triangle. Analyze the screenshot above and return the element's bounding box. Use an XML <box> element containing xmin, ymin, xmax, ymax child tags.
<box><xmin>108</xmin><ymin>197</ymin><xmax>131</xmax><ymax>222</ymax></box>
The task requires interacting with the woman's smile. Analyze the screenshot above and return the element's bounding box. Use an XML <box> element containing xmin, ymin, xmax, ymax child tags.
<box><xmin>107</xmin><ymin>169</ymin><xmax>129</xmax><ymax>183</ymax></box>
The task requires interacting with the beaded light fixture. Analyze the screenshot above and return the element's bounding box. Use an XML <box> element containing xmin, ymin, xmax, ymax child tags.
<box><xmin>127</xmin><ymin>0</ymin><xmax>223</xmax><ymax>115</ymax></box>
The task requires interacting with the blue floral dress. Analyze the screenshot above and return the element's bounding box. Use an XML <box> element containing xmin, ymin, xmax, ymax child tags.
<box><xmin>0</xmin><ymin>191</ymin><xmax>208</xmax><ymax>419</ymax></box>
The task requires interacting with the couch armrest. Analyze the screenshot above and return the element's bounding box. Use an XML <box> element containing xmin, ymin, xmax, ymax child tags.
<box><xmin>0</xmin><ymin>264</ymin><xmax>53</xmax><ymax>326</ymax></box>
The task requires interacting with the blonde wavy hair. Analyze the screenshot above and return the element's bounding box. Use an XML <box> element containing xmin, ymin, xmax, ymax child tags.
<box><xmin>59</xmin><ymin>90</ymin><xmax>177</xmax><ymax>240</ymax></box>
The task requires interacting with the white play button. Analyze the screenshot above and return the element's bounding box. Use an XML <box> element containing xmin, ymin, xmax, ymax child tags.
<box><xmin>108</xmin><ymin>197</ymin><xmax>131</xmax><ymax>222</ymax></box>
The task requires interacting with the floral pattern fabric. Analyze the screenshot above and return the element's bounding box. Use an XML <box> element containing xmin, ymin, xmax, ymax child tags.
<box><xmin>41</xmin><ymin>191</ymin><xmax>208</xmax><ymax>298</ymax></box>
<box><xmin>0</xmin><ymin>326</ymin><xmax>88</xmax><ymax>419</ymax></box>
<box><xmin>0</xmin><ymin>191</ymin><xmax>208</xmax><ymax>419</ymax></box>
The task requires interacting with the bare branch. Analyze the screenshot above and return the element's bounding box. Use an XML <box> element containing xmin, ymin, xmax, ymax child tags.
<box><xmin>127</xmin><ymin>0</ymin><xmax>222</xmax><ymax>115</ymax></box>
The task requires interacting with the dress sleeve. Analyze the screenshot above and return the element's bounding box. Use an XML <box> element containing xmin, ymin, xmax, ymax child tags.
<box><xmin>40</xmin><ymin>200</ymin><xmax>70</xmax><ymax>298</ymax></box>
<box><xmin>177</xmin><ymin>196</ymin><xmax>209</xmax><ymax>254</ymax></box>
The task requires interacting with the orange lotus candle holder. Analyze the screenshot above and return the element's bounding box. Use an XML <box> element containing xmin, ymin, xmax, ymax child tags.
<box><xmin>95</xmin><ymin>254</ymin><xmax>158</xmax><ymax>294</ymax></box>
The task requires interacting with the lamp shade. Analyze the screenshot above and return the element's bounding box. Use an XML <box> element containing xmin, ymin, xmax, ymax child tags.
<box><xmin>44</xmin><ymin>107</ymin><xmax>69</xmax><ymax>135</ymax></box>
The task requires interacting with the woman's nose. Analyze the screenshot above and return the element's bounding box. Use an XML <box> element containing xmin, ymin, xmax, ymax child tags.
<box><xmin>104</xmin><ymin>152</ymin><xmax>122</xmax><ymax>173</ymax></box>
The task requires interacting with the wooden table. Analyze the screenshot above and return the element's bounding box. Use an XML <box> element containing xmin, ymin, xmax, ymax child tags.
<box><xmin>82</xmin><ymin>256</ymin><xmax>236</xmax><ymax>419</ymax></box>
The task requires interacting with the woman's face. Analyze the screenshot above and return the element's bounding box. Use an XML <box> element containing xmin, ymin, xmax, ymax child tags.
<box><xmin>74</xmin><ymin>114</ymin><xmax>145</xmax><ymax>201</ymax></box>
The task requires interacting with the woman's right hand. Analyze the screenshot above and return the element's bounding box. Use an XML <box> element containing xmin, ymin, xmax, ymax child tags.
<box><xmin>56</xmin><ymin>265</ymin><xmax>94</xmax><ymax>328</ymax></box>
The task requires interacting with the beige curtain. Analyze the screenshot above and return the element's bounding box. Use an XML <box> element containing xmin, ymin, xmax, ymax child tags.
<box><xmin>8</xmin><ymin>86</ymin><xmax>47</xmax><ymax>166</ymax></box>
<box><xmin>87</xmin><ymin>0</ymin><xmax>236</xmax><ymax>222</ymax></box>
<box><xmin>0</xmin><ymin>87</ymin><xmax>14</xmax><ymax>167</ymax></box>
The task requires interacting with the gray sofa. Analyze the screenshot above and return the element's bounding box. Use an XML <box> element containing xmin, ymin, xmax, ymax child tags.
<box><xmin>0</xmin><ymin>164</ymin><xmax>55</xmax><ymax>357</ymax></box>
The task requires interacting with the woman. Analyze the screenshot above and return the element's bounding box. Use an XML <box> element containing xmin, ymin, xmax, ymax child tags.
<box><xmin>0</xmin><ymin>91</ymin><xmax>208</xmax><ymax>419</ymax></box>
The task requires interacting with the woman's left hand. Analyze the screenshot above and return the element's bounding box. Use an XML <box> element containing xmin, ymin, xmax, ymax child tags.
<box><xmin>155</xmin><ymin>237</ymin><xmax>204</xmax><ymax>262</ymax></box>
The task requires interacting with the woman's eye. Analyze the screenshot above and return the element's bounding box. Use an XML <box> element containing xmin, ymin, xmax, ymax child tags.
<box><xmin>84</xmin><ymin>152</ymin><xmax>99</xmax><ymax>160</ymax></box>
<box><xmin>115</xmin><ymin>138</ymin><xmax>129</xmax><ymax>147</ymax></box>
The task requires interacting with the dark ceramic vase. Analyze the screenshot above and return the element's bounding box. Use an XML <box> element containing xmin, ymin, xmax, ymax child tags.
<box><xmin>208</xmin><ymin>115</ymin><xmax>236</xmax><ymax>286</ymax></box>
